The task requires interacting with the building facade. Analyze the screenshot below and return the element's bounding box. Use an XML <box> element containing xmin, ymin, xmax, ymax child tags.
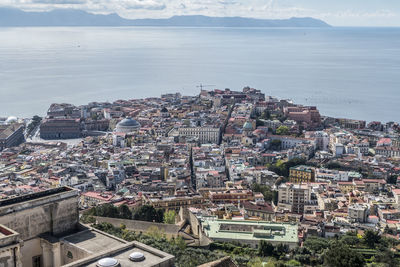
<box><xmin>0</xmin><ymin>123</ymin><xmax>24</xmax><ymax>151</ymax></box>
<box><xmin>40</xmin><ymin>119</ymin><xmax>81</xmax><ymax>139</ymax></box>
<box><xmin>289</xmin><ymin>165</ymin><xmax>315</xmax><ymax>183</ymax></box>
<box><xmin>200</xmin><ymin>218</ymin><xmax>298</xmax><ymax>249</ymax></box>
<box><xmin>179</xmin><ymin>127</ymin><xmax>221</xmax><ymax>144</ymax></box>
<box><xmin>277</xmin><ymin>183</ymin><xmax>312</xmax><ymax>214</ymax></box>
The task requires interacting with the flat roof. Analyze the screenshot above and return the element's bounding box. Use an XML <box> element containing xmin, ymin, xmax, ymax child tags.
<box><xmin>63</xmin><ymin>229</ymin><xmax>125</xmax><ymax>253</ymax></box>
<box><xmin>62</xmin><ymin>229</ymin><xmax>174</xmax><ymax>267</ymax></box>
<box><xmin>202</xmin><ymin>218</ymin><xmax>298</xmax><ymax>243</ymax></box>
<box><xmin>0</xmin><ymin>187</ymin><xmax>75</xmax><ymax>207</ymax></box>
<box><xmin>84</xmin><ymin>246</ymin><xmax>168</xmax><ymax>267</ymax></box>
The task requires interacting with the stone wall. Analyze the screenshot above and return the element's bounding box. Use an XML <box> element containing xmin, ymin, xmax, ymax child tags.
<box><xmin>178</xmin><ymin>208</ymin><xmax>213</xmax><ymax>247</ymax></box>
<box><xmin>60</xmin><ymin>240</ymin><xmax>91</xmax><ymax>265</ymax></box>
<box><xmin>21</xmin><ymin>238</ymin><xmax>42</xmax><ymax>267</ymax></box>
<box><xmin>0</xmin><ymin>188</ymin><xmax>79</xmax><ymax>240</ymax></box>
<box><xmin>94</xmin><ymin>217</ymin><xmax>181</xmax><ymax>238</ymax></box>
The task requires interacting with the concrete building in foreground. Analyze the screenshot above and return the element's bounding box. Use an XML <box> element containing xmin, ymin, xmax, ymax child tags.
<box><xmin>200</xmin><ymin>217</ymin><xmax>298</xmax><ymax>248</ymax></box>
<box><xmin>0</xmin><ymin>187</ymin><xmax>174</xmax><ymax>267</ymax></box>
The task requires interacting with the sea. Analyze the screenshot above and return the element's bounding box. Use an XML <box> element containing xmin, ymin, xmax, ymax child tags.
<box><xmin>0</xmin><ymin>26</ymin><xmax>399</xmax><ymax>123</ymax></box>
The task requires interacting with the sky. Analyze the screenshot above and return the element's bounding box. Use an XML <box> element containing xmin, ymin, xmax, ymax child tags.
<box><xmin>1</xmin><ymin>0</ymin><xmax>400</xmax><ymax>26</ymax></box>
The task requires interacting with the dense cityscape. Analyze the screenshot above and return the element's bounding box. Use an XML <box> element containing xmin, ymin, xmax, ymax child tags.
<box><xmin>1</xmin><ymin>87</ymin><xmax>400</xmax><ymax>267</ymax></box>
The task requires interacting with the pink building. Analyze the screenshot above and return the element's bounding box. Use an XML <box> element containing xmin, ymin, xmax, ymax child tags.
<box><xmin>284</xmin><ymin>106</ymin><xmax>321</xmax><ymax>129</ymax></box>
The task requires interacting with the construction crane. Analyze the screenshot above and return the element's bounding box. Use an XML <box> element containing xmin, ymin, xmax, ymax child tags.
<box><xmin>196</xmin><ymin>84</ymin><xmax>215</xmax><ymax>91</ymax></box>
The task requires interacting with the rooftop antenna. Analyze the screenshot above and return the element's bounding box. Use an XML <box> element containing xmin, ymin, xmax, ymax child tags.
<box><xmin>196</xmin><ymin>84</ymin><xmax>215</xmax><ymax>91</ymax></box>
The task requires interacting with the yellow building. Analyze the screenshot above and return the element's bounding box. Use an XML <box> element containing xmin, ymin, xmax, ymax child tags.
<box><xmin>289</xmin><ymin>165</ymin><xmax>315</xmax><ymax>183</ymax></box>
<box><xmin>338</xmin><ymin>182</ymin><xmax>356</xmax><ymax>194</ymax></box>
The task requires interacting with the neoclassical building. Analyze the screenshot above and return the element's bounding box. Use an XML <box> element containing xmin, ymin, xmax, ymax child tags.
<box><xmin>114</xmin><ymin>117</ymin><xmax>141</xmax><ymax>133</ymax></box>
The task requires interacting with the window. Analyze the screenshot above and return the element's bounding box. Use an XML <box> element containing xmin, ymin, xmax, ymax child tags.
<box><xmin>32</xmin><ymin>255</ymin><xmax>42</xmax><ymax>267</ymax></box>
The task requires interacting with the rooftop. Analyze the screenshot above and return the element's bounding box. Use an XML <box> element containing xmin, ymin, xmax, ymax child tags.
<box><xmin>201</xmin><ymin>218</ymin><xmax>298</xmax><ymax>244</ymax></box>
<box><xmin>63</xmin><ymin>229</ymin><xmax>125</xmax><ymax>254</ymax></box>
<box><xmin>0</xmin><ymin>186</ymin><xmax>76</xmax><ymax>208</ymax></box>
<box><xmin>62</xmin><ymin>228</ymin><xmax>174</xmax><ymax>267</ymax></box>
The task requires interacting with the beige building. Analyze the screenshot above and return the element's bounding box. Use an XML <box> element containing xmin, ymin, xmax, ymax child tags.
<box><xmin>0</xmin><ymin>187</ymin><xmax>174</xmax><ymax>267</ymax></box>
<box><xmin>348</xmin><ymin>204</ymin><xmax>369</xmax><ymax>223</ymax></box>
<box><xmin>277</xmin><ymin>183</ymin><xmax>312</xmax><ymax>214</ymax></box>
<box><xmin>289</xmin><ymin>165</ymin><xmax>315</xmax><ymax>184</ymax></box>
<box><xmin>179</xmin><ymin>127</ymin><xmax>221</xmax><ymax>144</ymax></box>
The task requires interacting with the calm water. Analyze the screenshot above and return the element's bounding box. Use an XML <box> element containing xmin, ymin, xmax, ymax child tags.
<box><xmin>0</xmin><ymin>27</ymin><xmax>399</xmax><ymax>122</ymax></box>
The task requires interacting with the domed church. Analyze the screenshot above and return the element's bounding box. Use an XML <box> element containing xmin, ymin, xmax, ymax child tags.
<box><xmin>115</xmin><ymin>117</ymin><xmax>141</xmax><ymax>133</ymax></box>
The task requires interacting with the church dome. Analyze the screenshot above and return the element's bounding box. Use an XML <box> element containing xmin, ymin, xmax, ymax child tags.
<box><xmin>117</xmin><ymin>117</ymin><xmax>140</xmax><ymax>127</ymax></box>
<box><xmin>5</xmin><ymin>116</ymin><xmax>17</xmax><ymax>124</ymax></box>
<box><xmin>115</xmin><ymin>117</ymin><xmax>140</xmax><ymax>133</ymax></box>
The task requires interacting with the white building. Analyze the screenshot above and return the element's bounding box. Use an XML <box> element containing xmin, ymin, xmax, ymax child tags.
<box><xmin>179</xmin><ymin>127</ymin><xmax>221</xmax><ymax>144</ymax></box>
<box><xmin>305</xmin><ymin>131</ymin><xmax>329</xmax><ymax>151</ymax></box>
<box><xmin>316</xmin><ymin>168</ymin><xmax>349</xmax><ymax>181</ymax></box>
<box><xmin>348</xmin><ymin>204</ymin><xmax>369</xmax><ymax>223</ymax></box>
<box><xmin>277</xmin><ymin>183</ymin><xmax>312</xmax><ymax>214</ymax></box>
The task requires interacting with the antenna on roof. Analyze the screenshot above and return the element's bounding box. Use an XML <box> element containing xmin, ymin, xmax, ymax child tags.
<box><xmin>196</xmin><ymin>84</ymin><xmax>215</xmax><ymax>91</ymax></box>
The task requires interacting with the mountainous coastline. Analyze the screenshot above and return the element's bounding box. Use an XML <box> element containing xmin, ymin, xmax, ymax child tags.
<box><xmin>0</xmin><ymin>7</ymin><xmax>331</xmax><ymax>27</ymax></box>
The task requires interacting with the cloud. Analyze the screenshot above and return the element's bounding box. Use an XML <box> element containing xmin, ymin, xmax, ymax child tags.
<box><xmin>0</xmin><ymin>0</ymin><xmax>398</xmax><ymax>25</ymax></box>
<box><xmin>122</xmin><ymin>0</ymin><xmax>166</xmax><ymax>10</ymax></box>
<box><xmin>320</xmin><ymin>9</ymin><xmax>397</xmax><ymax>19</ymax></box>
<box><xmin>0</xmin><ymin>0</ymin><xmax>168</xmax><ymax>12</ymax></box>
<box><xmin>31</xmin><ymin>0</ymin><xmax>86</xmax><ymax>4</ymax></box>
<box><xmin>218</xmin><ymin>0</ymin><xmax>238</xmax><ymax>6</ymax></box>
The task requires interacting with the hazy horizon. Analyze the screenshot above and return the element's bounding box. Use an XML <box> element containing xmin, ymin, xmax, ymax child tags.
<box><xmin>1</xmin><ymin>0</ymin><xmax>400</xmax><ymax>27</ymax></box>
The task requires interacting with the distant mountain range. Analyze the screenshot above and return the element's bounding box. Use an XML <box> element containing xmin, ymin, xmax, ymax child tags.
<box><xmin>0</xmin><ymin>7</ymin><xmax>331</xmax><ymax>27</ymax></box>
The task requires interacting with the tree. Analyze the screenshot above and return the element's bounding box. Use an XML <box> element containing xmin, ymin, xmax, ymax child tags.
<box><xmin>163</xmin><ymin>210</ymin><xmax>176</xmax><ymax>224</ymax></box>
<box><xmin>118</xmin><ymin>204</ymin><xmax>132</xmax><ymax>219</ymax></box>
<box><xmin>374</xmin><ymin>249</ymin><xmax>399</xmax><ymax>267</ymax></box>
<box><xmin>286</xmin><ymin>259</ymin><xmax>301</xmax><ymax>266</ymax></box>
<box><xmin>260</xmin><ymin>110</ymin><xmax>271</xmax><ymax>120</ymax></box>
<box><xmin>268</xmin><ymin>158</ymin><xmax>307</xmax><ymax>177</ymax></box>
<box><xmin>251</xmin><ymin>184</ymin><xmax>276</xmax><ymax>202</ymax></box>
<box><xmin>363</xmin><ymin>230</ymin><xmax>381</xmax><ymax>248</ymax></box>
<box><xmin>274</xmin><ymin>243</ymin><xmax>289</xmax><ymax>257</ymax></box>
<box><xmin>276</xmin><ymin>114</ymin><xmax>287</xmax><ymax>123</ymax></box>
<box><xmin>326</xmin><ymin>161</ymin><xmax>342</xmax><ymax>170</ymax></box>
<box><xmin>340</xmin><ymin>234</ymin><xmax>360</xmax><ymax>247</ymax></box>
<box><xmin>171</xmin><ymin>236</ymin><xmax>187</xmax><ymax>251</ymax></box>
<box><xmin>133</xmin><ymin>205</ymin><xmax>164</xmax><ymax>223</ymax></box>
<box><xmin>323</xmin><ymin>241</ymin><xmax>364</xmax><ymax>267</ymax></box>
<box><xmin>259</xmin><ymin>240</ymin><xmax>275</xmax><ymax>257</ymax></box>
<box><xmin>387</xmin><ymin>175</ymin><xmax>398</xmax><ymax>185</ymax></box>
<box><xmin>304</xmin><ymin>237</ymin><xmax>329</xmax><ymax>254</ymax></box>
<box><xmin>96</xmin><ymin>203</ymin><xmax>119</xmax><ymax>218</ymax></box>
<box><xmin>32</xmin><ymin>115</ymin><xmax>42</xmax><ymax>122</ymax></box>
<box><xmin>270</xmin><ymin>139</ymin><xmax>282</xmax><ymax>150</ymax></box>
<box><xmin>247</xmin><ymin>257</ymin><xmax>264</xmax><ymax>267</ymax></box>
<box><xmin>146</xmin><ymin>226</ymin><xmax>165</xmax><ymax>239</ymax></box>
<box><xmin>276</xmin><ymin>126</ymin><xmax>289</xmax><ymax>135</ymax></box>
<box><xmin>81</xmin><ymin>214</ymin><xmax>96</xmax><ymax>224</ymax></box>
